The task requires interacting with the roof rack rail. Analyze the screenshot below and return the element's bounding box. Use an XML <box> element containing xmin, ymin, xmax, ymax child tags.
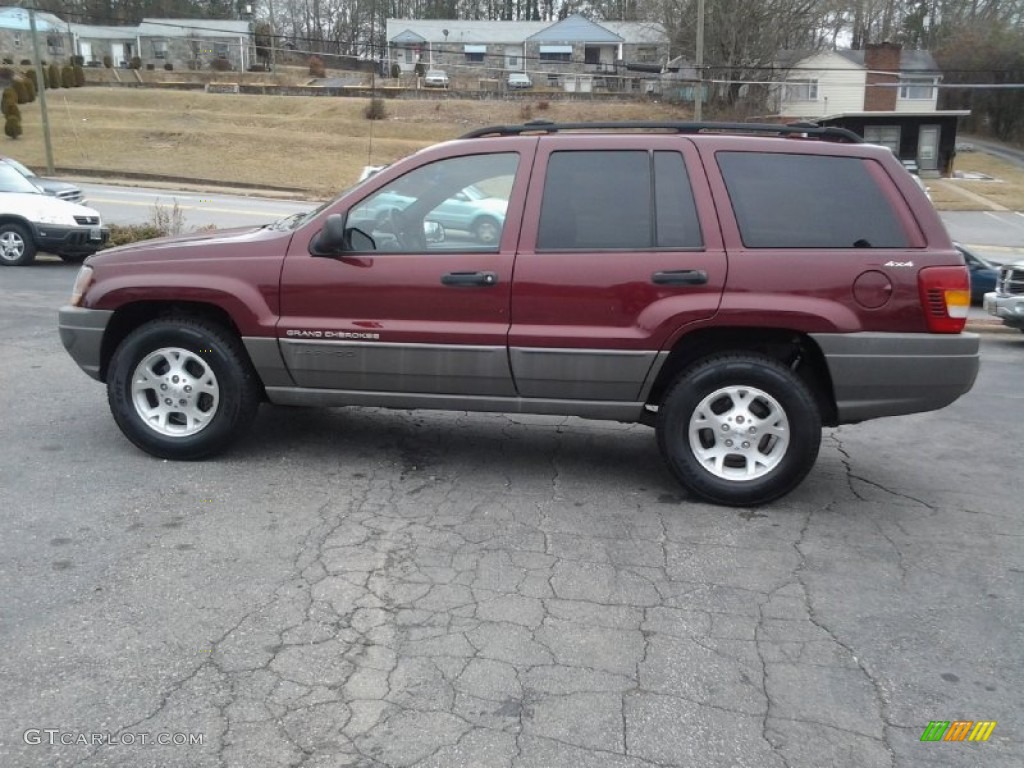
<box><xmin>459</xmin><ymin>120</ymin><xmax>862</xmax><ymax>143</ymax></box>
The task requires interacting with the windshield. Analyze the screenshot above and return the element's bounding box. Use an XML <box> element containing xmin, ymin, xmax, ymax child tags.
<box><xmin>0</xmin><ymin>163</ymin><xmax>42</xmax><ymax>194</ymax></box>
<box><xmin>2</xmin><ymin>158</ymin><xmax>36</xmax><ymax>178</ymax></box>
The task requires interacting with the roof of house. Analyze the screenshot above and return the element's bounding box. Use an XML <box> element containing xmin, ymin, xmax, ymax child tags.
<box><xmin>0</xmin><ymin>7</ymin><xmax>65</xmax><ymax>32</ymax></box>
<box><xmin>778</xmin><ymin>47</ymin><xmax>940</xmax><ymax>73</ymax></box>
<box><xmin>70</xmin><ymin>23</ymin><xmax>140</xmax><ymax>40</ymax></box>
<box><xmin>525</xmin><ymin>15</ymin><xmax>622</xmax><ymax>43</ymax></box>
<box><xmin>386</xmin><ymin>15</ymin><xmax>666</xmax><ymax>45</ymax></box>
<box><xmin>137</xmin><ymin>18</ymin><xmax>251</xmax><ymax>38</ymax></box>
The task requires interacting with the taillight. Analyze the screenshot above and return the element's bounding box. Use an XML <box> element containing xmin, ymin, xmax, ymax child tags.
<box><xmin>918</xmin><ymin>266</ymin><xmax>970</xmax><ymax>333</ymax></box>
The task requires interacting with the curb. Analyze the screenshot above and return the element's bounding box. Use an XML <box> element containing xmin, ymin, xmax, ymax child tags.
<box><xmin>966</xmin><ymin>320</ymin><xmax>1020</xmax><ymax>335</ymax></box>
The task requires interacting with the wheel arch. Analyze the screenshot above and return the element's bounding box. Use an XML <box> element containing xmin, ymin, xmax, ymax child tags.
<box><xmin>646</xmin><ymin>327</ymin><xmax>838</xmax><ymax>427</ymax></box>
<box><xmin>0</xmin><ymin>214</ymin><xmax>37</xmax><ymax>233</ymax></box>
<box><xmin>99</xmin><ymin>301</ymin><xmax>244</xmax><ymax>382</ymax></box>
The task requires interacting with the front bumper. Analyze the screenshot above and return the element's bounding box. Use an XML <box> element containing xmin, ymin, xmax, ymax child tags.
<box><xmin>35</xmin><ymin>224</ymin><xmax>110</xmax><ymax>255</ymax></box>
<box><xmin>811</xmin><ymin>332</ymin><xmax>980</xmax><ymax>424</ymax></box>
<box><xmin>983</xmin><ymin>291</ymin><xmax>1024</xmax><ymax>329</ymax></box>
<box><xmin>58</xmin><ymin>306</ymin><xmax>113</xmax><ymax>381</ymax></box>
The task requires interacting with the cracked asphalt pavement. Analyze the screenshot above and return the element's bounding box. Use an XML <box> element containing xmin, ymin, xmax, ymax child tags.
<box><xmin>2</xmin><ymin>262</ymin><xmax>1021</xmax><ymax>767</ymax></box>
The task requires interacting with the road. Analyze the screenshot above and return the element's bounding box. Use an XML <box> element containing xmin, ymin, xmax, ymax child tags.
<box><xmin>0</xmin><ymin>263</ymin><xmax>1021</xmax><ymax>768</ymax></box>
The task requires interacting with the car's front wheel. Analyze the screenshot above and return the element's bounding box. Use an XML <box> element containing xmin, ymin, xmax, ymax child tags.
<box><xmin>472</xmin><ymin>216</ymin><xmax>501</xmax><ymax>245</ymax></box>
<box><xmin>0</xmin><ymin>222</ymin><xmax>37</xmax><ymax>266</ymax></box>
<box><xmin>656</xmin><ymin>354</ymin><xmax>822</xmax><ymax>506</ymax></box>
<box><xmin>107</xmin><ymin>317</ymin><xmax>261</xmax><ymax>460</ymax></box>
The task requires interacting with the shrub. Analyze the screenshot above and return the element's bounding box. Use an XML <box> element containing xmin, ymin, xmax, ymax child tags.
<box><xmin>519</xmin><ymin>102</ymin><xmax>534</xmax><ymax>121</ymax></box>
<box><xmin>19</xmin><ymin>59</ymin><xmax>31</xmax><ymax>66</ymax></box>
<box><xmin>130</xmin><ymin>56</ymin><xmax>142</xmax><ymax>69</ymax></box>
<box><xmin>210</xmin><ymin>58</ymin><xmax>232</xmax><ymax>71</ymax></box>
<box><xmin>103</xmin><ymin>55</ymin><xmax>112</xmax><ymax>68</ymax></box>
<box><xmin>364</xmin><ymin>97</ymin><xmax>387</xmax><ymax>120</ymax></box>
<box><xmin>104</xmin><ymin>223</ymin><xmax>166</xmax><ymax>248</ymax></box>
<box><xmin>22</xmin><ymin>75</ymin><xmax>35</xmax><ymax>102</ymax></box>
<box><xmin>1</xmin><ymin>58</ymin><xmax>12</xmax><ymax>65</ymax></box>
<box><xmin>4</xmin><ymin>115</ymin><xmax>21</xmax><ymax>139</ymax></box>
<box><xmin>414</xmin><ymin>61</ymin><xmax>426</xmax><ymax>77</ymax></box>
<box><xmin>61</xmin><ymin>65</ymin><xmax>74</xmax><ymax>88</ymax></box>
<box><xmin>536</xmin><ymin>99</ymin><xmax>550</xmax><ymax>111</ymax></box>
<box><xmin>71</xmin><ymin>55</ymin><xmax>85</xmax><ymax>67</ymax></box>
<box><xmin>25</xmin><ymin>69</ymin><xmax>37</xmax><ymax>90</ymax></box>
<box><xmin>2</xmin><ymin>87</ymin><xmax>18</xmax><ymax>117</ymax></box>
<box><xmin>48</xmin><ymin>63</ymin><xmax>60</xmax><ymax>88</ymax></box>
<box><xmin>308</xmin><ymin>55</ymin><xmax>325</xmax><ymax>77</ymax></box>
<box><xmin>12</xmin><ymin>78</ymin><xmax>29</xmax><ymax>104</ymax></box>
<box><xmin>146</xmin><ymin>63</ymin><xmax>155</xmax><ymax>70</ymax></box>
<box><xmin>164</xmin><ymin>63</ymin><xmax>173</xmax><ymax>71</ymax></box>
<box><xmin>390</xmin><ymin>63</ymin><xmax>401</xmax><ymax>79</ymax></box>
<box><xmin>73</xmin><ymin>65</ymin><xmax>85</xmax><ymax>87</ymax></box>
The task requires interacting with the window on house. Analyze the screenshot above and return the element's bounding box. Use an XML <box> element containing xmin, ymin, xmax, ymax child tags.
<box><xmin>784</xmin><ymin>79</ymin><xmax>818</xmax><ymax>101</ymax></box>
<box><xmin>537</xmin><ymin>151</ymin><xmax>702</xmax><ymax>251</ymax></box>
<box><xmin>153</xmin><ymin>40</ymin><xmax>168</xmax><ymax>59</ymax></box>
<box><xmin>13</xmin><ymin>32</ymin><xmax>21</xmax><ymax>49</ymax></box>
<box><xmin>404</xmin><ymin>48</ymin><xmax>414</xmax><ymax>64</ymax></box>
<box><xmin>717</xmin><ymin>152</ymin><xmax>909</xmax><ymax>249</ymax></box>
<box><xmin>215</xmin><ymin>43</ymin><xmax>229</xmax><ymax>59</ymax></box>
<box><xmin>47</xmin><ymin>35</ymin><xmax>64</xmax><ymax>55</ymax></box>
<box><xmin>900</xmin><ymin>77</ymin><xmax>936</xmax><ymax>99</ymax></box>
<box><xmin>464</xmin><ymin>45</ymin><xmax>485</xmax><ymax>63</ymax></box>
<box><xmin>539</xmin><ymin>45</ymin><xmax>572</xmax><ymax>62</ymax></box>
<box><xmin>635</xmin><ymin>46</ymin><xmax>657</xmax><ymax>63</ymax></box>
<box><xmin>863</xmin><ymin>125</ymin><xmax>901</xmax><ymax>153</ymax></box>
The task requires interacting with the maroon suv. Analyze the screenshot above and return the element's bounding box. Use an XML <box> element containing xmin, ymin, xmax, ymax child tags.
<box><xmin>58</xmin><ymin>122</ymin><xmax>979</xmax><ymax>506</ymax></box>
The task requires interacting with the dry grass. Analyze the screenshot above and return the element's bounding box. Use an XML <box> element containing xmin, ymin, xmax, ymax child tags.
<box><xmin>9</xmin><ymin>88</ymin><xmax>688</xmax><ymax>196</ymax></box>
<box><xmin>949</xmin><ymin>151</ymin><xmax>1024</xmax><ymax>211</ymax></box>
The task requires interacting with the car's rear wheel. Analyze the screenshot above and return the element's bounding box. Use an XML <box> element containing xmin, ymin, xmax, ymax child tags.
<box><xmin>107</xmin><ymin>317</ymin><xmax>261</xmax><ymax>460</ymax></box>
<box><xmin>656</xmin><ymin>354</ymin><xmax>822</xmax><ymax>506</ymax></box>
<box><xmin>0</xmin><ymin>223</ymin><xmax>37</xmax><ymax>266</ymax></box>
<box><xmin>472</xmin><ymin>216</ymin><xmax>501</xmax><ymax>245</ymax></box>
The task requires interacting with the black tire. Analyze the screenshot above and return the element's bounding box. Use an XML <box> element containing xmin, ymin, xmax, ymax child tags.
<box><xmin>0</xmin><ymin>222</ymin><xmax>37</xmax><ymax>266</ymax></box>
<box><xmin>656</xmin><ymin>354</ymin><xmax>822</xmax><ymax>506</ymax></box>
<box><xmin>472</xmin><ymin>215</ymin><xmax>501</xmax><ymax>245</ymax></box>
<box><xmin>58</xmin><ymin>253</ymin><xmax>89</xmax><ymax>264</ymax></box>
<box><xmin>106</xmin><ymin>317</ymin><xmax>261</xmax><ymax>460</ymax></box>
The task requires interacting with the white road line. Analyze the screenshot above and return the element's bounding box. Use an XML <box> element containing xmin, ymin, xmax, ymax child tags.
<box><xmin>984</xmin><ymin>210</ymin><xmax>1024</xmax><ymax>234</ymax></box>
<box><xmin>87</xmin><ymin>197</ymin><xmax>288</xmax><ymax>217</ymax></box>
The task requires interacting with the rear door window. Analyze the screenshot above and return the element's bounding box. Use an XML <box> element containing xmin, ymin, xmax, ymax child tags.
<box><xmin>717</xmin><ymin>152</ymin><xmax>909</xmax><ymax>249</ymax></box>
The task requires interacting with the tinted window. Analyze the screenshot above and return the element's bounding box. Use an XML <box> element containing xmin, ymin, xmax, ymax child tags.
<box><xmin>537</xmin><ymin>151</ymin><xmax>701</xmax><ymax>251</ymax></box>
<box><xmin>655</xmin><ymin>151</ymin><xmax>702</xmax><ymax>248</ymax></box>
<box><xmin>717</xmin><ymin>152</ymin><xmax>909</xmax><ymax>249</ymax></box>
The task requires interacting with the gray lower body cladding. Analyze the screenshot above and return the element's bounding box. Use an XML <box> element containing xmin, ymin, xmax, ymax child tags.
<box><xmin>810</xmin><ymin>331</ymin><xmax>980</xmax><ymax>423</ymax></box>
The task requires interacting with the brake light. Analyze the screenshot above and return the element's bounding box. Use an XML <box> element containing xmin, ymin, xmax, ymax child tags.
<box><xmin>918</xmin><ymin>266</ymin><xmax>970</xmax><ymax>333</ymax></box>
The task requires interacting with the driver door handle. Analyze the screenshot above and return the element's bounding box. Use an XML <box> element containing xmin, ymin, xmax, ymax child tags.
<box><xmin>651</xmin><ymin>269</ymin><xmax>708</xmax><ymax>286</ymax></box>
<box><xmin>441</xmin><ymin>271</ymin><xmax>499</xmax><ymax>287</ymax></box>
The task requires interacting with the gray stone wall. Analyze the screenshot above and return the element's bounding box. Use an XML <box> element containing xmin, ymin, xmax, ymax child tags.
<box><xmin>141</xmin><ymin>36</ymin><xmax>248</xmax><ymax>71</ymax></box>
<box><xmin>0</xmin><ymin>29</ymin><xmax>72</xmax><ymax>65</ymax></box>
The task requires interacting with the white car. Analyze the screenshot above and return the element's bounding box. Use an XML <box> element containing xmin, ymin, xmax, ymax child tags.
<box><xmin>423</xmin><ymin>69</ymin><xmax>449</xmax><ymax>88</ymax></box>
<box><xmin>0</xmin><ymin>164</ymin><xmax>109</xmax><ymax>265</ymax></box>
<box><xmin>507</xmin><ymin>72</ymin><xmax>532</xmax><ymax>89</ymax></box>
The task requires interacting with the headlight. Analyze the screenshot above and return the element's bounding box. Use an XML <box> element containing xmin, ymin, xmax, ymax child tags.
<box><xmin>69</xmin><ymin>266</ymin><xmax>94</xmax><ymax>307</ymax></box>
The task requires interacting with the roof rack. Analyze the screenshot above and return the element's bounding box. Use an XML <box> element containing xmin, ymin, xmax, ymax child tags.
<box><xmin>459</xmin><ymin>120</ymin><xmax>862</xmax><ymax>143</ymax></box>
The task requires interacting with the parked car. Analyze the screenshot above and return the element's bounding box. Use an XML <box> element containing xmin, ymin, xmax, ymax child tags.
<box><xmin>507</xmin><ymin>72</ymin><xmax>533</xmax><ymax>90</ymax></box>
<box><xmin>0</xmin><ymin>164</ymin><xmax>108</xmax><ymax>265</ymax></box>
<box><xmin>983</xmin><ymin>260</ymin><xmax>1024</xmax><ymax>331</ymax></box>
<box><xmin>423</xmin><ymin>69</ymin><xmax>449</xmax><ymax>88</ymax></box>
<box><xmin>351</xmin><ymin>183</ymin><xmax>507</xmax><ymax>244</ymax></box>
<box><xmin>955</xmin><ymin>243</ymin><xmax>999</xmax><ymax>304</ymax></box>
<box><xmin>59</xmin><ymin>121</ymin><xmax>978</xmax><ymax>506</ymax></box>
<box><xmin>0</xmin><ymin>156</ymin><xmax>85</xmax><ymax>204</ymax></box>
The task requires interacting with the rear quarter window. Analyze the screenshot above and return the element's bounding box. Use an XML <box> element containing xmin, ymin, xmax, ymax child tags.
<box><xmin>717</xmin><ymin>152</ymin><xmax>910</xmax><ymax>249</ymax></box>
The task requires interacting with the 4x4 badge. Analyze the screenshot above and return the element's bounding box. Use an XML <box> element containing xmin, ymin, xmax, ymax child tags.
<box><xmin>884</xmin><ymin>260</ymin><xmax>914</xmax><ymax>267</ymax></box>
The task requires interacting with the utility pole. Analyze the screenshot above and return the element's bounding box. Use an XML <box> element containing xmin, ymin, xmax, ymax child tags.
<box><xmin>28</xmin><ymin>6</ymin><xmax>55</xmax><ymax>174</ymax></box>
<box><xmin>267</xmin><ymin>0</ymin><xmax>276</xmax><ymax>72</ymax></box>
<box><xmin>694</xmin><ymin>0</ymin><xmax>704</xmax><ymax>121</ymax></box>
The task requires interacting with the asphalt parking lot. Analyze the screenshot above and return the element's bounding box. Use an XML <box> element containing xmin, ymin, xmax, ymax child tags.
<box><xmin>1</xmin><ymin>259</ymin><xmax>1022</xmax><ymax>768</ymax></box>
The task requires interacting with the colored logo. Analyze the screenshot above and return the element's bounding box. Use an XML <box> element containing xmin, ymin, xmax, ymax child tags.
<box><xmin>920</xmin><ymin>720</ymin><xmax>996</xmax><ymax>742</ymax></box>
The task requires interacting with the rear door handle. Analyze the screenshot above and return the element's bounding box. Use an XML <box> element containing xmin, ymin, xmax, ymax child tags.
<box><xmin>441</xmin><ymin>271</ymin><xmax>499</xmax><ymax>287</ymax></box>
<box><xmin>651</xmin><ymin>269</ymin><xmax>708</xmax><ymax>286</ymax></box>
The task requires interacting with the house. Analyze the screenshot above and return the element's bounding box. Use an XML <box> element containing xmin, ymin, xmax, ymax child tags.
<box><xmin>137</xmin><ymin>18</ymin><xmax>253</xmax><ymax>71</ymax></box>
<box><xmin>777</xmin><ymin>43</ymin><xmax>968</xmax><ymax>176</ymax></box>
<box><xmin>70</xmin><ymin>23</ymin><xmax>140</xmax><ymax>67</ymax></box>
<box><xmin>0</xmin><ymin>7</ymin><xmax>71</xmax><ymax>63</ymax></box>
<box><xmin>386</xmin><ymin>14</ymin><xmax>668</xmax><ymax>87</ymax></box>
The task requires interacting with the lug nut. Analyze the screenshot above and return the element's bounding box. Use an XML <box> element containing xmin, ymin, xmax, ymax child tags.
<box><xmin>749</xmin><ymin>426</ymin><xmax>756</xmax><ymax>433</ymax></box>
<box><xmin>184</xmin><ymin>385</ymin><xmax>192</xmax><ymax>393</ymax></box>
<box><xmin>721</xmin><ymin>424</ymin><xmax>730</xmax><ymax>431</ymax></box>
<box><xmin>164</xmin><ymin>398</ymin><xmax>172</xmax><ymax>405</ymax></box>
<box><xmin>725</xmin><ymin>439</ymin><xmax>733</xmax><ymax>447</ymax></box>
<box><xmin>172</xmin><ymin>375</ymin><xmax>179</xmax><ymax>383</ymax></box>
<box><xmin>742</xmin><ymin>441</ymin><xmax>750</xmax><ymax>449</ymax></box>
<box><xmin>179</xmin><ymin>399</ymin><xmax>187</xmax><ymax>406</ymax></box>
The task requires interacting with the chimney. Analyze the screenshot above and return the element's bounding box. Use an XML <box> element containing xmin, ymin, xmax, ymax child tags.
<box><xmin>864</xmin><ymin>42</ymin><xmax>901</xmax><ymax>111</ymax></box>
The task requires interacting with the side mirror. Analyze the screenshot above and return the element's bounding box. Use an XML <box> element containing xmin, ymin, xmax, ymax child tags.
<box><xmin>346</xmin><ymin>227</ymin><xmax>376</xmax><ymax>252</ymax></box>
<box><xmin>310</xmin><ymin>213</ymin><xmax>348</xmax><ymax>255</ymax></box>
<box><xmin>424</xmin><ymin>220</ymin><xmax>445</xmax><ymax>244</ymax></box>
